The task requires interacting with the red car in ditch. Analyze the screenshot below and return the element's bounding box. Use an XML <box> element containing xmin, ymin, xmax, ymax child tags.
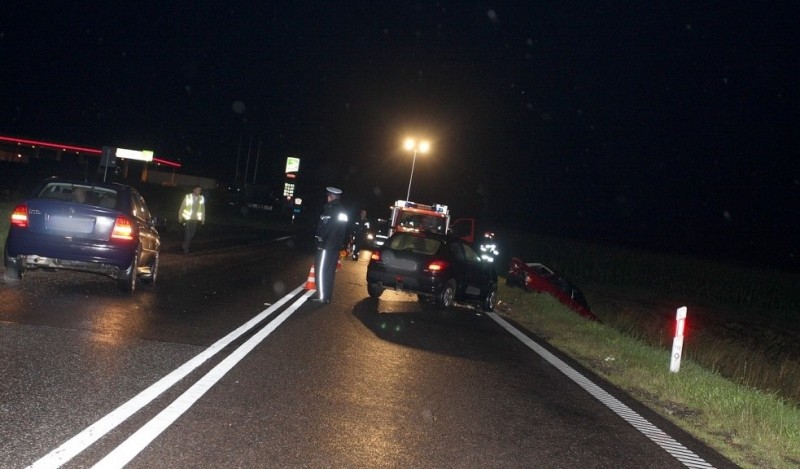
<box><xmin>506</xmin><ymin>257</ymin><xmax>599</xmax><ymax>321</ymax></box>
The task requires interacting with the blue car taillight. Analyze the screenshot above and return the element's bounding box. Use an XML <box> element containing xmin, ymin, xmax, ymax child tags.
<box><xmin>111</xmin><ymin>215</ymin><xmax>135</xmax><ymax>241</ymax></box>
<box><xmin>10</xmin><ymin>204</ymin><xmax>28</xmax><ymax>228</ymax></box>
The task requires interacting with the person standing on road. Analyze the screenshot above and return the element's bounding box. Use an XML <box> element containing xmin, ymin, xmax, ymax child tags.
<box><xmin>313</xmin><ymin>186</ymin><xmax>348</xmax><ymax>304</ymax></box>
<box><xmin>349</xmin><ymin>209</ymin><xmax>370</xmax><ymax>260</ymax></box>
<box><xmin>178</xmin><ymin>185</ymin><xmax>205</xmax><ymax>254</ymax></box>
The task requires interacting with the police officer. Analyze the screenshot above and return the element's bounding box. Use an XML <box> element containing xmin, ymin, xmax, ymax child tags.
<box><xmin>313</xmin><ymin>187</ymin><xmax>348</xmax><ymax>304</ymax></box>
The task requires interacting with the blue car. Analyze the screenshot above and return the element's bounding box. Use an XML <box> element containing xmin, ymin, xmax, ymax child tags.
<box><xmin>3</xmin><ymin>178</ymin><xmax>161</xmax><ymax>293</ymax></box>
<box><xmin>366</xmin><ymin>231</ymin><xmax>498</xmax><ymax>311</ymax></box>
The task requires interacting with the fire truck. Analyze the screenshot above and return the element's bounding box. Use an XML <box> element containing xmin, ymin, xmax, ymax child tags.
<box><xmin>388</xmin><ymin>200</ymin><xmax>451</xmax><ymax>236</ymax></box>
<box><xmin>385</xmin><ymin>199</ymin><xmax>499</xmax><ymax>262</ymax></box>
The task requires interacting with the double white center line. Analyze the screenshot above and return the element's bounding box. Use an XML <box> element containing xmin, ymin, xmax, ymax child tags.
<box><xmin>30</xmin><ymin>284</ymin><xmax>313</xmax><ymax>469</ymax></box>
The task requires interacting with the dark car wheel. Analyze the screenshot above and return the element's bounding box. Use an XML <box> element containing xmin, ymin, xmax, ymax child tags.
<box><xmin>141</xmin><ymin>251</ymin><xmax>159</xmax><ymax>285</ymax></box>
<box><xmin>436</xmin><ymin>279</ymin><xmax>456</xmax><ymax>309</ymax></box>
<box><xmin>482</xmin><ymin>284</ymin><xmax>498</xmax><ymax>312</ymax></box>
<box><xmin>119</xmin><ymin>249</ymin><xmax>140</xmax><ymax>293</ymax></box>
<box><xmin>3</xmin><ymin>243</ymin><xmax>26</xmax><ymax>282</ymax></box>
<box><xmin>367</xmin><ymin>283</ymin><xmax>384</xmax><ymax>298</ymax></box>
<box><xmin>3</xmin><ymin>266</ymin><xmax>20</xmax><ymax>283</ymax></box>
<box><xmin>3</xmin><ymin>255</ymin><xmax>23</xmax><ymax>283</ymax></box>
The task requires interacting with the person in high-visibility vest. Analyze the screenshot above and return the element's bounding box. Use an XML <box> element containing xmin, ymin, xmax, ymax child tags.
<box><xmin>178</xmin><ymin>185</ymin><xmax>205</xmax><ymax>254</ymax></box>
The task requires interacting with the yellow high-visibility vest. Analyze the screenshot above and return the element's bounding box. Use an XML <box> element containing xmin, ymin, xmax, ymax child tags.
<box><xmin>179</xmin><ymin>194</ymin><xmax>205</xmax><ymax>222</ymax></box>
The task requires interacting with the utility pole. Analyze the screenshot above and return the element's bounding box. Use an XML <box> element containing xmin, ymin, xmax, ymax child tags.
<box><xmin>235</xmin><ymin>131</ymin><xmax>242</xmax><ymax>184</ymax></box>
<box><xmin>244</xmin><ymin>136</ymin><xmax>252</xmax><ymax>184</ymax></box>
<box><xmin>253</xmin><ymin>138</ymin><xmax>261</xmax><ymax>184</ymax></box>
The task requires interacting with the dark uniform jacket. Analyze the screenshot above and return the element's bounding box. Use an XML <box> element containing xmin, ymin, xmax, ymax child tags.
<box><xmin>316</xmin><ymin>199</ymin><xmax>348</xmax><ymax>250</ymax></box>
<box><xmin>352</xmin><ymin>216</ymin><xmax>370</xmax><ymax>241</ymax></box>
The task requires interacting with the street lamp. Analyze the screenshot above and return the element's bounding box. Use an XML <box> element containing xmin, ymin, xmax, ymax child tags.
<box><xmin>404</xmin><ymin>137</ymin><xmax>430</xmax><ymax>201</ymax></box>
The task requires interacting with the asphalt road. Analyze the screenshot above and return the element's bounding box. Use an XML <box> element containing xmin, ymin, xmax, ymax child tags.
<box><xmin>0</xmin><ymin>229</ymin><xmax>735</xmax><ymax>468</ymax></box>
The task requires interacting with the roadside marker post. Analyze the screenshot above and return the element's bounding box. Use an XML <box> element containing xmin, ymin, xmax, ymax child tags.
<box><xmin>670</xmin><ymin>306</ymin><xmax>687</xmax><ymax>373</ymax></box>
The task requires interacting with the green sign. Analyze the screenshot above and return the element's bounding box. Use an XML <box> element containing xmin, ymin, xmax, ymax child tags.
<box><xmin>285</xmin><ymin>157</ymin><xmax>300</xmax><ymax>173</ymax></box>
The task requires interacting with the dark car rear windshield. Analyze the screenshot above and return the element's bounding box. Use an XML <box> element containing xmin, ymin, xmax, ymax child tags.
<box><xmin>387</xmin><ymin>233</ymin><xmax>441</xmax><ymax>254</ymax></box>
<box><xmin>37</xmin><ymin>183</ymin><xmax>118</xmax><ymax>208</ymax></box>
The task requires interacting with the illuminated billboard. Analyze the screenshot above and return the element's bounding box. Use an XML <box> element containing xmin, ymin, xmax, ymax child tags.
<box><xmin>116</xmin><ymin>148</ymin><xmax>154</xmax><ymax>162</ymax></box>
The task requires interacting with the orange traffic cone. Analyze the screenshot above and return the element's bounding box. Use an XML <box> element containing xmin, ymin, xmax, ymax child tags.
<box><xmin>305</xmin><ymin>265</ymin><xmax>316</xmax><ymax>290</ymax></box>
<box><xmin>336</xmin><ymin>259</ymin><xmax>343</xmax><ymax>272</ymax></box>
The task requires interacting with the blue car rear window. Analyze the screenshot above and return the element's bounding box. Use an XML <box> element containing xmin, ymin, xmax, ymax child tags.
<box><xmin>38</xmin><ymin>183</ymin><xmax>118</xmax><ymax>208</ymax></box>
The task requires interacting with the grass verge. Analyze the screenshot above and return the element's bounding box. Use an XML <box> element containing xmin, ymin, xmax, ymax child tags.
<box><xmin>502</xmin><ymin>230</ymin><xmax>800</xmax><ymax>406</ymax></box>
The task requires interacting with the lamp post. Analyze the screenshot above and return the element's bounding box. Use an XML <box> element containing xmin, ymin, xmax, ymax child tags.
<box><xmin>404</xmin><ymin>138</ymin><xmax>430</xmax><ymax>201</ymax></box>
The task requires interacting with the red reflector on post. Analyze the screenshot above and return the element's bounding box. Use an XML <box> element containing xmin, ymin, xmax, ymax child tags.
<box><xmin>670</xmin><ymin>306</ymin><xmax>688</xmax><ymax>373</ymax></box>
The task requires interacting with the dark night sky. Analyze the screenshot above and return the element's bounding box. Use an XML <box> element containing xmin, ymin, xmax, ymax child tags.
<box><xmin>2</xmin><ymin>2</ymin><xmax>799</xmax><ymax>269</ymax></box>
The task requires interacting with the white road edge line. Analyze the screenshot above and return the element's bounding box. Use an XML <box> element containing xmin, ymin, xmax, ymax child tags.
<box><xmin>91</xmin><ymin>288</ymin><xmax>315</xmax><ymax>469</ymax></box>
<box><xmin>487</xmin><ymin>312</ymin><xmax>716</xmax><ymax>469</ymax></box>
<box><xmin>28</xmin><ymin>284</ymin><xmax>309</xmax><ymax>469</ymax></box>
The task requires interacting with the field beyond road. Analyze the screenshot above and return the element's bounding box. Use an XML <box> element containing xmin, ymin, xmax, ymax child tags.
<box><xmin>500</xmin><ymin>229</ymin><xmax>800</xmax><ymax>469</ymax></box>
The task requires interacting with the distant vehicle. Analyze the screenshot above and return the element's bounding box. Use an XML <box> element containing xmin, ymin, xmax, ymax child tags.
<box><xmin>366</xmin><ymin>231</ymin><xmax>498</xmax><ymax>311</ymax></box>
<box><xmin>222</xmin><ymin>183</ymin><xmax>278</xmax><ymax>217</ymax></box>
<box><xmin>344</xmin><ymin>215</ymin><xmax>389</xmax><ymax>258</ymax></box>
<box><xmin>506</xmin><ymin>258</ymin><xmax>599</xmax><ymax>321</ymax></box>
<box><xmin>3</xmin><ymin>177</ymin><xmax>161</xmax><ymax>293</ymax></box>
<box><xmin>367</xmin><ymin>218</ymin><xmax>390</xmax><ymax>248</ymax></box>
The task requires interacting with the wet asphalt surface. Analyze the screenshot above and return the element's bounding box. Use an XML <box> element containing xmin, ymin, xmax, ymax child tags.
<box><xmin>0</xmin><ymin>226</ymin><xmax>736</xmax><ymax>468</ymax></box>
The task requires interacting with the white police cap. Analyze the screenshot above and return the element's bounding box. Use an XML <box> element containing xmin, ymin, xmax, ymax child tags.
<box><xmin>326</xmin><ymin>186</ymin><xmax>342</xmax><ymax>195</ymax></box>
